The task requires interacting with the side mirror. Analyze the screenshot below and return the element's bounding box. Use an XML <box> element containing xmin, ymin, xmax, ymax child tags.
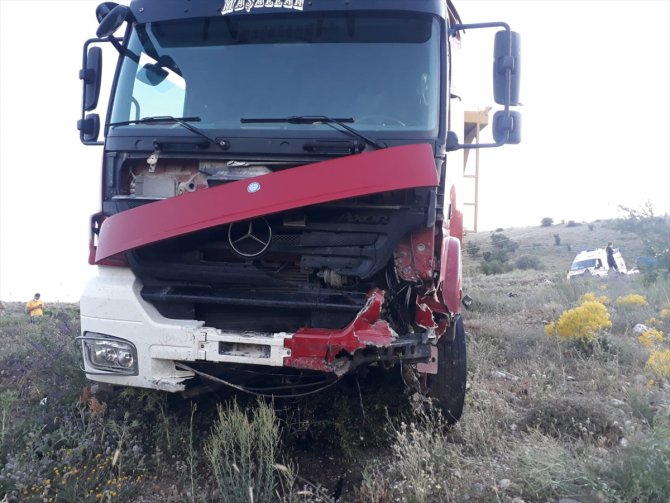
<box><xmin>80</xmin><ymin>46</ymin><xmax>102</xmax><ymax>111</ymax></box>
<box><xmin>492</xmin><ymin>110</ymin><xmax>521</xmax><ymax>144</ymax></box>
<box><xmin>78</xmin><ymin>113</ymin><xmax>101</xmax><ymax>143</ymax></box>
<box><xmin>95</xmin><ymin>2</ymin><xmax>120</xmax><ymax>22</ymax></box>
<box><xmin>96</xmin><ymin>4</ymin><xmax>130</xmax><ymax>38</ymax></box>
<box><xmin>493</xmin><ymin>30</ymin><xmax>521</xmax><ymax>106</ymax></box>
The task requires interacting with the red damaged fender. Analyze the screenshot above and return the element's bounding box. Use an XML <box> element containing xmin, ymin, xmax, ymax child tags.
<box><xmin>439</xmin><ymin>234</ymin><xmax>462</xmax><ymax>316</ymax></box>
<box><xmin>394</xmin><ymin>226</ymin><xmax>436</xmax><ymax>282</ymax></box>
<box><xmin>95</xmin><ymin>144</ymin><xmax>438</xmax><ymax>262</ymax></box>
<box><xmin>284</xmin><ymin>289</ymin><xmax>395</xmax><ymax>374</ymax></box>
<box><xmin>393</xmin><ymin>224</ymin><xmax>461</xmax><ymax>340</ymax></box>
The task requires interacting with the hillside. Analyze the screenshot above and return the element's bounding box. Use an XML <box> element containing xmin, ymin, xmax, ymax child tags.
<box><xmin>462</xmin><ymin>219</ymin><xmax>645</xmax><ymax>276</ymax></box>
<box><xmin>1</xmin><ymin>219</ymin><xmax>669</xmax><ymax>502</ymax></box>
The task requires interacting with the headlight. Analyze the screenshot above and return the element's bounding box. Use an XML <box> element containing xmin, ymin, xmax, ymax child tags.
<box><xmin>81</xmin><ymin>334</ymin><xmax>138</xmax><ymax>375</ymax></box>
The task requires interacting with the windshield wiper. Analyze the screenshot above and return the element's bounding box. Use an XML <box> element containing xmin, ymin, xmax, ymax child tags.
<box><xmin>240</xmin><ymin>115</ymin><xmax>386</xmax><ymax>150</ymax></box>
<box><xmin>107</xmin><ymin>116</ymin><xmax>227</xmax><ymax>150</ymax></box>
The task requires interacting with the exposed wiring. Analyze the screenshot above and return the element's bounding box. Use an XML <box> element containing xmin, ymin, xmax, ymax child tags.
<box><xmin>176</xmin><ymin>362</ymin><xmax>342</xmax><ymax>399</ymax></box>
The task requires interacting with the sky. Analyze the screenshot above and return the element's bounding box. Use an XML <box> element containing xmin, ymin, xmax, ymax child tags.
<box><xmin>0</xmin><ymin>0</ymin><xmax>669</xmax><ymax>302</ymax></box>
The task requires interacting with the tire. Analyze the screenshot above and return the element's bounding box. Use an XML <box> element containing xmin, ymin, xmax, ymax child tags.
<box><xmin>426</xmin><ymin>315</ymin><xmax>467</xmax><ymax>424</ymax></box>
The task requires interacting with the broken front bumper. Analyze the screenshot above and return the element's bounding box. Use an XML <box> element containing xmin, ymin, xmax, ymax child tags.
<box><xmin>80</xmin><ymin>266</ymin><xmax>432</xmax><ymax>392</ymax></box>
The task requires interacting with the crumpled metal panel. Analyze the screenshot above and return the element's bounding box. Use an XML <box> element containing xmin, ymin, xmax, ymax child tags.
<box><xmin>95</xmin><ymin>144</ymin><xmax>438</xmax><ymax>262</ymax></box>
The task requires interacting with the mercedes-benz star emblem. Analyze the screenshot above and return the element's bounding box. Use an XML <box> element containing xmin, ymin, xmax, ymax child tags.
<box><xmin>247</xmin><ymin>181</ymin><xmax>261</xmax><ymax>193</ymax></box>
<box><xmin>228</xmin><ymin>218</ymin><xmax>272</xmax><ymax>257</ymax></box>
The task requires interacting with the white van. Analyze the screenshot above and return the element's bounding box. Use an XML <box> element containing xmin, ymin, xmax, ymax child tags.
<box><xmin>567</xmin><ymin>248</ymin><xmax>627</xmax><ymax>279</ymax></box>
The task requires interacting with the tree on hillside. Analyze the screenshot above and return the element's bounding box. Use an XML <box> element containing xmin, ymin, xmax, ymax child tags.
<box><xmin>480</xmin><ymin>232</ymin><xmax>520</xmax><ymax>275</ymax></box>
<box><xmin>615</xmin><ymin>202</ymin><xmax>670</xmax><ymax>271</ymax></box>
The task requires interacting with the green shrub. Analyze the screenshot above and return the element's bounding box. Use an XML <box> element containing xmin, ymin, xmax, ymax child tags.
<box><xmin>515</xmin><ymin>255</ymin><xmax>544</xmax><ymax>270</ymax></box>
<box><xmin>490</xmin><ymin>232</ymin><xmax>519</xmax><ymax>253</ymax></box>
<box><xmin>483</xmin><ymin>249</ymin><xmax>509</xmax><ymax>263</ymax></box>
<box><xmin>204</xmin><ymin>400</ymin><xmax>289</xmax><ymax>503</ymax></box>
<box><xmin>600</xmin><ymin>422</ymin><xmax>670</xmax><ymax>502</ymax></box>
<box><xmin>478</xmin><ymin>233</ymin><xmax>519</xmax><ymax>274</ymax></box>
<box><xmin>541</xmin><ymin>217</ymin><xmax>554</xmax><ymax>227</ymax></box>
<box><xmin>481</xmin><ymin>259</ymin><xmax>512</xmax><ymax>275</ymax></box>
<box><xmin>465</xmin><ymin>241</ymin><xmax>480</xmax><ymax>258</ymax></box>
<box><xmin>615</xmin><ymin>203</ymin><xmax>670</xmax><ymax>272</ymax></box>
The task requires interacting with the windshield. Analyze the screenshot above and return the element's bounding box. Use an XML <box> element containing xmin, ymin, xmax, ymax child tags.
<box><xmin>110</xmin><ymin>12</ymin><xmax>441</xmax><ymax>134</ymax></box>
<box><xmin>570</xmin><ymin>259</ymin><xmax>599</xmax><ymax>270</ymax></box>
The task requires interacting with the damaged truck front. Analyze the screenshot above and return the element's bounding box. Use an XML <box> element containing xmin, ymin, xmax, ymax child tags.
<box><xmin>77</xmin><ymin>0</ymin><xmax>521</xmax><ymax>423</ymax></box>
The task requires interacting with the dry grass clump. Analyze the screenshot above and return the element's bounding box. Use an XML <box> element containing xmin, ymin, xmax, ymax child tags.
<box><xmin>517</xmin><ymin>396</ymin><xmax>622</xmax><ymax>446</ymax></box>
<box><xmin>385</xmin><ymin>411</ymin><xmax>461</xmax><ymax>502</ymax></box>
<box><xmin>510</xmin><ymin>430</ymin><xmax>603</xmax><ymax>501</ymax></box>
<box><xmin>600</xmin><ymin>419</ymin><xmax>670</xmax><ymax>502</ymax></box>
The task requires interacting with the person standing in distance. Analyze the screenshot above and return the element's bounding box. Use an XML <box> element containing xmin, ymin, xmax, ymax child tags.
<box><xmin>606</xmin><ymin>242</ymin><xmax>619</xmax><ymax>273</ymax></box>
<box><xmin>26</xmin><ymin>293</ymin><xmax>45</xmax><ymax>320</ymax></box>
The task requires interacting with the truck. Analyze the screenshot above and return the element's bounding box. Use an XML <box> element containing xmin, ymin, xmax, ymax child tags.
<box><xmin>77</xmin><ymin>0</ymin><xmax>521</xmax><ymax>423</ymax></box>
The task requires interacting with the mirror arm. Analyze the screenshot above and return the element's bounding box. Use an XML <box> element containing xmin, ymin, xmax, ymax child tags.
<box><xmin>450</xmin><ymin>21</ymin><xmax>511</xmax><ymax>36</ymax></box>
<box><xmin>446</xmin><ymin>132</ymin><xmax>506</xmax><ymax>152</ymax></box>
<box><xmin>447</xmin><ymin>21</ymin><xmax>520</xmax><ymax>151</ymax></box>
<box><xmin>108</xmin><ymin>36</ymin><xmax>140</xmax><ymax>64</ymax></box>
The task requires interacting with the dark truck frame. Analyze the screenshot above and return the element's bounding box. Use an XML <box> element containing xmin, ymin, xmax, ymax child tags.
<box><xmin>77</xmin><ymin>0</ymin><xmax>520</xmax><ymax>423</ymax></box>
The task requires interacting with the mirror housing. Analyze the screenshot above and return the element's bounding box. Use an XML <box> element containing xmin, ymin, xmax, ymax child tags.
<box><xmin>80</xmin><ymin>46</ymin><xmax>102</xmax><ymax>111</ymax></box>
<box><xmin>96</xmin><ymin>2</ymin><xmax>120</xmax><ymax>22</ymax></box>
<box><xmin>136</xmin><ymin>54</ymin><xmax>183</xmax><ymax>86</ymax></box>
<box><xmin>492</xmin><ymin>110</ymin><xmax>521</xmax><ymax>145</ymax></box>
<box><xmin>137</xmin><ymin>63</ymin><xmax>169</xmax><ymax>87</ymax></box>
<box><xmin>96</xmin><ymin>4</ymin><xmax>130</xmax><ymax>38</ymax></box>
<box><xmin>493</xmin><ymin>30</ymin><xmax>521</xmax><ymax>106</ymax></box>
<box><xmin>78</xmin><ymin>113</ymin><xmax>101</xmax><ymax>143</ymax></box>
<box><xmin>447</xmin><ymin>21</ymin><xmax>522</xmax><ymax>150</ymax></box>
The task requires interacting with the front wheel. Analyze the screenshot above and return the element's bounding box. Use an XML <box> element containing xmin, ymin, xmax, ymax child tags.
<box><xmin>425</xmin><ymin>315</ymin><xmax>467</xmax><ymax>424</ymax></box>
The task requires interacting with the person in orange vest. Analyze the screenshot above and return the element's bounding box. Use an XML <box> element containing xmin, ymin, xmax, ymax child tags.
<box><xmin>25</xmin><ymin>293</ymin><xmax>45</xmax><ymax>319</ymax></box>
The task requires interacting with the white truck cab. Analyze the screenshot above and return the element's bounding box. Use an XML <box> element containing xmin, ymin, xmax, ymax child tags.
<box><xmin>567</xmin><ymin>248</ymin><xmax>627</xmax><ymax>279</ymax></box>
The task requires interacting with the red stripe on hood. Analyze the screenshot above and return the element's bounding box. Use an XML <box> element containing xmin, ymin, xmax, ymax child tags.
<box><xmin>96</xmin><ymin>143</ymin><xmax>438</xmax><ymax>262</ymax></box>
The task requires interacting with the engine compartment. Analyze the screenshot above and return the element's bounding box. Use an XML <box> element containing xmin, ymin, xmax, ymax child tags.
<box><xmin>115</xmin><ymin>158</ymin><xmax>292</xmax><ymax>200</ymax></box>
<box><xmin>98</xmin><ymin>147</ymin><xmax>442</xmax><ymax>335</ymax></box>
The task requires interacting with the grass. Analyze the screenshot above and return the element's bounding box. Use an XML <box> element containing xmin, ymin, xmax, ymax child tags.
<box><xmin>204</xmin><ymin>400</ymin><xmax>283</xmax><ymax>503</ymax></box>
<box><xmin>1</xmin><ymin>220</ymin><xmax>670</xmax><ymax>501</ymax></box>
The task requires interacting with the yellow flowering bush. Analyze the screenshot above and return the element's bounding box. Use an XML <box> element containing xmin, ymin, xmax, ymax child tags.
<box><xmin>660</xmin><ymin>308</ymin><xmax>670</xmax><ymax>319</ymax></box>
<box><xmin>545</xmin><ymin>301</ymin><xmax>612</xmax><ymax>342</ymax></box>
<box><xmin>580</xmin><ymin>292</ymin><xmax>609</xmax><ymax>305</ymax></box>
<box><xmin>615</xmin><ymin>294</ymin><xmax>648</xmax><ymax>307</ymax></box>
<box><xmin>645</xmin><ymin>317</ymin><xmax>665</xmax><ymax>329</ymax></box>
<box><xmin>638</xmin><ymin>328</ymin><xmax>665</xmax><ymax>348</ymax></box>
<box><xmin>646</xmin><ymin>349</ymin><xmax>670</xmax><ymax>377</ymax></box>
